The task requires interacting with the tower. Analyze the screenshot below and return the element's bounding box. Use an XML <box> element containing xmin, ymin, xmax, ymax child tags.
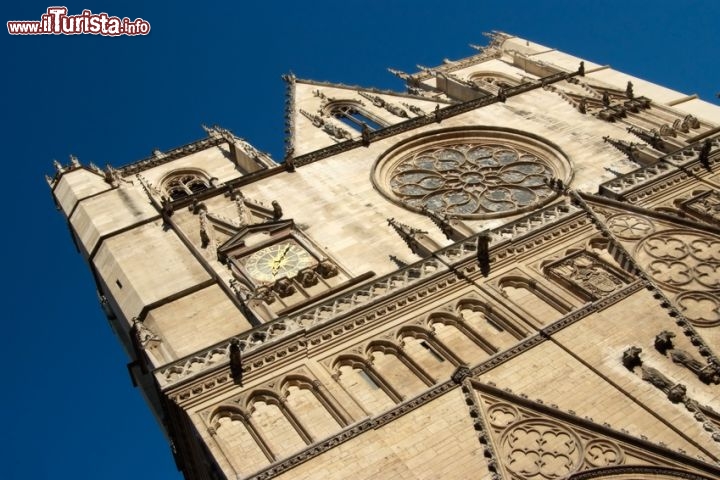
<box><xmin>50</xmin><ymin>32</ymin><xmax>720</xmax><ymax>479</ymax></box>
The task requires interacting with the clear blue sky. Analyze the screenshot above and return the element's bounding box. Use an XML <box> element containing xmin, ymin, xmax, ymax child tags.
<box><xmin>2</xmin><ymin>1</ymin><xmax>718</xmax><ymax>479</ymax></box>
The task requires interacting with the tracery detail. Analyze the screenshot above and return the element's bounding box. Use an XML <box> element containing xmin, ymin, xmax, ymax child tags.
<box><xmin>637</xmin><ymin>231</ymin><xmax>720</xmax><ymax>291</ymax></box>
<box><xmin>163</xmin><ymin>171</ymin><xmax>210</xmax><ymax>200</ymax></box>
<box><xmin>388</xmin><ymin>142</ymin><xmax>557</xmax><ymax>218</ymax></box>
<box><xmin>583</xmin><ymin>439</ymin><xmax>623</xmax><ymax>468</ymax></box>
<box><xmin>676</xmin><ymin>291</ymin><xmax>720</xmax><ymax>327</ymax></box>
<box><xmin>502</xmin><ymin>419</ymin><xmax>582</xmax><ymax>479</ymax></box>
<box><xmin>546</xmin><ymin>251</ymin><xmax>628</xmax><ymax>300</ymax></box>
<box><xmin>607</xmin><ymin>214</ymin><xmax>654</xmax><ymax>240</ymax></box>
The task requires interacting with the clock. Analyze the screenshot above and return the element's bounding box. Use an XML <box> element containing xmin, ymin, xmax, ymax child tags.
<box><xmin>243</xmin><ymin>240</ymin><xmax>315</xmax><ymax>283</ymax></box>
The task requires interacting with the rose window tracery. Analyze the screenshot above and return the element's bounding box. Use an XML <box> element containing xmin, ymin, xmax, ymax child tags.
<box><xmin>607</xmin><ymin>214</ymin><xmax>654</xmax><ymax>240</ymax></box>
<box><xmin>637</xmin><ymin>231</ymin><xmax>720</xmax><ymax>292</ymax></box>
<box><xmin>501</xmin><ymin>419</ymin><xmax>581</xmax><ymax>479</ymax></box>
<box><xmin>374</xmin><ymin>129</ymin><xmax>572</xmax><ymax>219</ymax></box>
<box><xmin>583</xmin><ymin>439</ymin><xmax>623</xmax><ymax>468</ymax></box>
<box><xmin>676</xmin><ymin>291</ymin><xmax>720</xmax><ymax>327</ymax></box>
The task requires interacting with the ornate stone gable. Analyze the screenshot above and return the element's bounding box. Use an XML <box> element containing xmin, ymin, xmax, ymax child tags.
<box><xmin>465</xmin><ymin>381</ymin><xmax>720</xmax><ymax>480</ymax></box>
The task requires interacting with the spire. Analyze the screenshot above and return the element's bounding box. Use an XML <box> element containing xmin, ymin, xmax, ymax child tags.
<box><xmin>387</xmin><ymin>218</ymin><xmax>428</xmax><ymax>256</ymax></box>
<box><xmin>602</xmin><ymin>136</ymin><xmax>645</xmax><ymax>163</ymax></box>
<box><xmin>625</xmin><ymin>81</ymin><xmax>634</xmax><ymax>99</ymax></box>
<box><xmin>422</xmin><ymin>207</ymin><xmax>463</xmax><ymax>241</ymax></box>
<box><xmin>388</xmin><ymin>255</ymin><xmax>408</xmax><ymax>269</ymax></box>
<box><xmin>203</xmin><ymin>124</ymin><xmax>272</xmax><ymax>172</ymax></box>
<box><xmin>282</xmin><ymin>72</ymin><xmax>297</xmax><ymax>161</ymax></box>
<box><xmin>387</xmin><ymin>68</ymin><xmax>411</xmax><ymax>81</ymax></box>
<box><xmin>627</xmin><ymin>126</ymin><xmax>664</xmax><ymax>150</ymax></box>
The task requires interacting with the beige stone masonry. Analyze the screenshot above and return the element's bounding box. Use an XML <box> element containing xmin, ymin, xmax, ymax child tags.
<box><xmin>70</xmin><ymin>184</ymin><xmax>158</xmax><ymax>255</ymax></box>
<box><xmin>93</xmin><ymin>221</ymin><xmax>211</xmax><ymax>322</ymax></box>
<box><xmin>53</xmin><ymin>168</ymin><xmax>111</xmax><ymax>215</ymax></box>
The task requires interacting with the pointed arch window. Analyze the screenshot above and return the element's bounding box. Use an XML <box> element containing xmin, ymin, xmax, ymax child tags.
<box><xmin>326</xmin><ymin>102</ymin><xmax>386</xmax><ymax>132</ymax></box>
<box><xmin>162</xmin><ymin>171</ymin><xmax>210</xmax><ymax>200</ymax></box>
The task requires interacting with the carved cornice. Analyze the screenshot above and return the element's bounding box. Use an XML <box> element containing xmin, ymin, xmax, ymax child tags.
<box><xmin>570</xmin><ymin>466</ymin><xmax>719</xmax><ymax>480</ymax></box>
<box><xmin>408</xmin><ymin>43</ymin><xmax>504</xmax><ymax>82</ymax></box>
<box><xmin>166</xmin><ymin>259</ymin><xmax>646</xmax><ymax>404</ymax></box>
<box><xmin>293</xmin><ymin>77</ymin><xmax>441</xmax><ymax>103</ymax></box>
<box><xmin>291</xmin><ymin>69</ymin><xmax>580</xmax><ymax>168</ymax></box>
<box><xmin>154</xmin><ymin>201</ymin><xmax>584</xmax><ymax>391</ymax></box>
<box><xmin>119</xmin><ymin>135</ymin><xmax>227</xmax><ymax>177</ymax></box>
<box><xmin>599</xmin><ymin>134</ymin><xmax>720</xmax><ymax>201</ymax></box>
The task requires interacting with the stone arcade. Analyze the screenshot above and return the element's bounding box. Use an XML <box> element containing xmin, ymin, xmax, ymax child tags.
<box><xmin>50</xmin><ymin>32</ymin><xmax>720</xmax><ymax>479</ymax></box>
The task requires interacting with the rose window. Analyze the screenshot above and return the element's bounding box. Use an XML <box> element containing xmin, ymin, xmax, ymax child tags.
<box><xmin>374</xmin><ymin>129</ymin><xmax>572</xmax><ymax>219</ymax></box>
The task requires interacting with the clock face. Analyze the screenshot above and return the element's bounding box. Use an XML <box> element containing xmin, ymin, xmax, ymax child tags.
<box><xmin>243</xmin><ymin>241</ymin><xmax>315</xmax><ymax>283</ymax></box>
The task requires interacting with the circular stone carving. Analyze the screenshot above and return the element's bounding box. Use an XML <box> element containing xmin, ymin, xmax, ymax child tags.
<box><xmin>487</xmin><ymin>403</ymin><xmax>520</xmax><ymax>428</ymax></box>
<box><xmin>501</xmin><ymin>419</ymin><xmax>582</xmax><ymax>479</ymax></box>
<box><xmin>372</xmin><ymin>128</ymin><xmax>573</xmax><ymax>219</ymax></box>
<box><xmin>637</xmin><ymin>230</ymin><xmax>720</xmax><ymax>292</ymax></box>
<box><xmin>676</xmin><ymin>291</ymin><xmax>720</xmax><ymax>327</ymax></box>
<box><xmin>607</xmin><ymin>214</ymin><xmax>655</xmax><ymax>240</ymax></box>
<box><xmin>584</xmin><ymin>439</ymin><xmax>624</xmax><ymax>468</ymax></box>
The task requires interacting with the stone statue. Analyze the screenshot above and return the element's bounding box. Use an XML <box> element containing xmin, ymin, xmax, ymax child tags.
<box><xmin>272</xmin><ymin>200</ymin><xmax>283</xmax><ymax>220</ymax></box>
<box><xmin>625</xmin><ymin>81</ymin><xmax>634</xmax><ymax>99</ymax></box>
<box><xmin>133</xmin><ymin>318</ymin><xmax>160</xmax><ymax>348</ymax></box>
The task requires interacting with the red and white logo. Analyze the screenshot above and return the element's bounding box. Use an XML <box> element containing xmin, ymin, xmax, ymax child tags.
<box><xmin>8</xmin><ymin>7</ymin><xmax>151</xmax><ymax>36</ymax></box>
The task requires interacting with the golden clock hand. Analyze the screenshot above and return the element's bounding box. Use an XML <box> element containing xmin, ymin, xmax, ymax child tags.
<box><xmin>271</xmin><ymin>260</ymin><xmax>281</xmax><ymax>276</ymax></box>
<box><xmin>269</xmin><ymin>245</ymin><xmax>290</xmax><ymax>264</ymax></box>
<box><xmin>271</xmin><ymin>245</ymin><xmax>292</xmax><ymax>276</ymax></box>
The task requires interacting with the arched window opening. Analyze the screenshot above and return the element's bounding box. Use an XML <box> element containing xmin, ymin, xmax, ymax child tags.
<box><xmin>334</xmin><ymin>358</ymin><xmax>395</xmax><ymax>414</ymax></box>
<box><xmin>163</xmin><ymin>171</ymin><xmax>210</xmax><ymax>200</ymax></box>
<box><xmin>282</xmin><ymin>379</ymin><xmax>344</xmax><ymax>440</ymax></box>
<box><xmin>328</xmin><ymin>103</ymin><xmax>386</xmax><ymax>132</ymax></box>
<box><xmin>429</xmin><ymin>316</ymin><xmax>494</xmax><ymax>365</ymax></box>
<box><xmin>455</xmin><ymin>299</ymin><xmax>526</xmax><ymax>345</ymax></box>
<box><xmin>398</xmin><ymin>328</ymin><xmax>457</xmax><ymax>379</ymax></box>
<box><xmin>212</xmin><ymin>409</ymin><xmax>270</xmax><ymax>474</ymax></box>
<box><xmin>368</xmin><ymin>343</ymin><xmax>431</xmax><ymax>398</ymax></box>
<box><xmin>500</xmin><ymin>277</ymin><xmax>569</xmax><ymax>326</ymax></box>
<box><xmin>248</xmin><ymin>395</ymin><xmax>307</xmax><ymax>458</ymax></box>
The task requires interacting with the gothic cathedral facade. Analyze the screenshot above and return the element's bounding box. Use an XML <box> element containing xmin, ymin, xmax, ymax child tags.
<box><xmin>50</xmin><ymin>33</ymin><xmax>720</xmax><ymax>479</ymax></box>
